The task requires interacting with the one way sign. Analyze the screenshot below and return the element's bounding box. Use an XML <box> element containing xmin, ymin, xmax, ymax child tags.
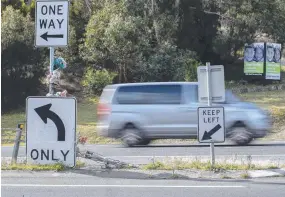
<box><xmin>198</xmin><ymin>107</ymin><xmax>225</xmax><ymax>143</ymax></box>
<box><xmin>35</xmin><ymin>0</ymin><xmax>69</xmax><ymax>47</ymax></box>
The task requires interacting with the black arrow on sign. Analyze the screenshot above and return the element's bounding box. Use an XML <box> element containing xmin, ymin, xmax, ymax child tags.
<box><xmin>202</xmin><ymin>124</ymin><xmax>222</xmax><ymax>141</ymax></box>
<box><xmin>40</xmin><ymin>32</ymin><xmax>64</xmax><ymax>41</ymax></box>
<box><xmin>34</xmin><ymin>103</ymin><xmax>65</xmax><ymax>141</ymax></box>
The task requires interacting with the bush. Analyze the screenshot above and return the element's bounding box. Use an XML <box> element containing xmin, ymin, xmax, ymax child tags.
<box><xmin>82</xmin><ymin>68</ymin><xmax>117</xmax><ymax>95</ymax></box>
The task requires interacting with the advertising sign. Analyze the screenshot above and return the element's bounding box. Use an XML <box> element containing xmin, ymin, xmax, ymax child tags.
<box><xmin>244</xmin><ymin>43</ymin><xmax>264</xmax><ymax>76</ymax></box>
<box><xmin>265</xmin><ymin>43</ymin><xmax>281</xmax><ymax>80</ymax></box>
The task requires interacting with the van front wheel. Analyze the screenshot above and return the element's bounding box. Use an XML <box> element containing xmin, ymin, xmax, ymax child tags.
<box><xmin>138</xmin><ymin>139</ymin><xmax>151</xmax><ymax>145</ymax></box>
<box><xmin>229</xmin><ymin>126</ymin><xmax>253</xmax><ymax>146</ymax></box>
<box><xmin>120</xmin><ymin>125</ymin><xmax>144</xmax><ymax>147</ymax></box>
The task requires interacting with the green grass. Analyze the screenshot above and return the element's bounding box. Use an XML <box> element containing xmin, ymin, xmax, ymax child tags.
<box><xmin>1</xmin><ymin>160</ymin><xmax>85</xmax><ymax>171</ymax></box>
<box><xmin>240</xmin><ymin>172</ymin><xmax>250</xmax><ymax>179</ymax></box>
<box><xmin>142</xmin><ymin>160</ymin><xmax>280</xmax><ymax>171</ymax></box>
<box><xmin>1</xmin><ymin>163</ymin><xmax>66</xmax><ymax>171</ymax></box>
<box><xmin>1</xmin><ymin>109</ymin><xmax>26</xmax><ymax>129</ymax></box>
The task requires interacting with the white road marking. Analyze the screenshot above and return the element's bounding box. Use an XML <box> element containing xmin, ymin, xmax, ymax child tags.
<box><xmin>1</xmin><ymin>184</ymin><xmax>245</xmax><ymax>188</ymax></box>
<box><xmin>107</xmin><ymin>155</ymin><xmax>285</xmax><ymax>158</ymax></box>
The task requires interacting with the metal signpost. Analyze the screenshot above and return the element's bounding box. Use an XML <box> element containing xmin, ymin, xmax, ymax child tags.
<box><xmin>197</xmin><ymin>62</ymin><xmax>226</xmax><ymax>166</ymax></box>
<box><xmin>35</xmin><ymin>0</ymin><xmax>69</xmax><ymax>95</ymax></box>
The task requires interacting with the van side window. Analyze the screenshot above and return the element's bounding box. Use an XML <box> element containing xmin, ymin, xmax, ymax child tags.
<box><xmin>116</xmin><ymin>85</ymin><xmax>182</xmax><ymax>104</ymax></box>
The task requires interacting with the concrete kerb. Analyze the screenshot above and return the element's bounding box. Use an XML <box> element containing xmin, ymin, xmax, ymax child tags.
<box><xmin>1</xmin><ymin>157</ymin><xmax>285</xmax><ymax>179</ymax></box>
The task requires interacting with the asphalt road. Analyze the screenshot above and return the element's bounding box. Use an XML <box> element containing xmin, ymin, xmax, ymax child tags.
<box><xmin>2</xmin><ymin>141</ymin><xmax>285</xmax><ymax>164</ymax></box>
<box><xmin>2</xmin><ymin>171</ymin><xmax>285</xmax><ymax>197</ymax></box>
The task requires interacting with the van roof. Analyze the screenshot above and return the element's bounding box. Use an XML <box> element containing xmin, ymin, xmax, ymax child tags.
<box><xmin>107</xmin><ymin>82</ymin><xmax>198</xmax><ymax>88</ymax></box>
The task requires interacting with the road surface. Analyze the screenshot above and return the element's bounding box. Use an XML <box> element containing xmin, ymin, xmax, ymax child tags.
<box><xmin>2</xmin><ymin>141</ymin><xmax>285</xmax><ymax>164</ymax></box>
<box><xmin>2</xmin><ymin>171</ymin><xmax>285</xmax><ymax>197</ymax></box>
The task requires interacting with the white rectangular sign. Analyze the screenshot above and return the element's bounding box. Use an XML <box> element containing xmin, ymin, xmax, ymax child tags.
<box><xmin>26</xmin><ymin>97</ymin><xmax>76</xmax><ymax>167</ymax></box>
<box><xmin>197</xmin><ymin>65</ymin><xmax>226</xmax><ymax>103</ymax></box>
<box><xmin>198</xmin><ymin>107</ymin><xmax>225</xmax><ymax>143</ymax></box>
<box><xmin>35</xmin><ymin>0</ymin><xmax>69</xmax><ymax>47</ymax></box>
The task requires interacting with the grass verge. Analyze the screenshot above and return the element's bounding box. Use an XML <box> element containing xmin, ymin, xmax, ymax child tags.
<box><xmin>1</xmin><ymin>160</ymin><xmax>85</xmax><ymax>171</ymax></box>
<box><xmin>142</xmin><ymin>160</ymin><xmax>280</xmax><ymax>171</ymax></box>
<box><xmin>240</xmin><ymin>172</ymin><xmax>250</xmax><ymax>179</ymax></box>
<box><xmin>1</xmin><ymin>163</ymin><xmax>66</xmax><ymax>171</ymax></box>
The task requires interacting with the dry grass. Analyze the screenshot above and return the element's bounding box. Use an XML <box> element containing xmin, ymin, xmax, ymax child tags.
<box><xmin>238</xmin><ymin>90</ymin><xmax>285</xmax><ymax>140</ymax></box>
<box><xmin>240</xmin><ymin>172</ymin><xmax>250</xmax><ymax>179</ymax></box>
<box><xmin>142</xmin><ymin>159</ymin><xmax>279</xmax><ymax>171</ymax></box>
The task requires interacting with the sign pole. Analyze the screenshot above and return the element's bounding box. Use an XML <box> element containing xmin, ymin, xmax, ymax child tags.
<box><xmin>49</xmin><ymin>47</ymin><xmax>55</xmax><ymax>95</ymax></box>
<box><xmin>206</xmin><ymin>62</ymin><xmax>215</xmax><ymax>167</ymax></box>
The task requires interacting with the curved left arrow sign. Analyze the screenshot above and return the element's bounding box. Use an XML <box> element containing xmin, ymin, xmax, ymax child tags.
<box><xmin>34</xmin><ymin>103</ymin><xmax>65</xmax><ymax>141</ymax></box>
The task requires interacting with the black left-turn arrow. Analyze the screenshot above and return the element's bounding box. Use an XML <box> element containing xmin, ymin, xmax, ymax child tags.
<box><xmin>40</xmin><ymin>32</ymin><xmax>64</xmax><ymax>41</ymax></box>
<box><xmin>202</xmin><ymin>124</ymin><xmax>222</xmax><ymax>141</ymax></box>
<box><xmin>34</xmin><ymin>103</ymin><xmax>65</xmax><ymax>141</ymax></box>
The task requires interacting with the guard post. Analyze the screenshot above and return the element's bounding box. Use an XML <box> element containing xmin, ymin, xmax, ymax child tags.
<box><xmin>12</xmin><ymin>123</ymin><xmax>24</xmax><ymax>164</ymax></box>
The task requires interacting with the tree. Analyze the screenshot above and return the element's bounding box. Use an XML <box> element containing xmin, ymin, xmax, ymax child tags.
<box><xmin>1</xmin><ymin>6</ymin><xmax>47</xmax><ymax>111</ymax></box>
<box><xmin>80</xmin><ymin>1</ymin><xmax>149</xmax><ymax>82</ymax></box>
<box><xmin>80</xmin><ymin>0</ymin><xmax>199</xmax><ymax>84</ymax></box>
<box><xmin>133</xmin><ymin>42</ymin><xmax>199</xmax><ymax>82</ymax></box>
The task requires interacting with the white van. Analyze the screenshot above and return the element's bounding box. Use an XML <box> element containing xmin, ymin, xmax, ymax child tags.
<box><xmin>96</xmin><ymin>82</ymin><xmax>271</xmax><ymax>146</ymax></box>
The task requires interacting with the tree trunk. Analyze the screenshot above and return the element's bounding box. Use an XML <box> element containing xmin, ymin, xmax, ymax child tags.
<box><xmin>118</xmin><ymin>64</ymin><xmax>122</xmax><ymax>83</ymax></box>
<box><xmin>123</xmin><ymin>64</ymin><xmax>127</xmax><ymax>83</ymax></box>
<box><xmin>151</xmin><ymin>0</ymin><xmax>160</xmax><ymax>45</ymax></box>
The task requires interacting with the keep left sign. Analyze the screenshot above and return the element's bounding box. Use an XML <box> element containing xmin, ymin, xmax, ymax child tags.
<box><xmin>35</xmin><ymin>0</ymin><xmax>69</xmax><ymax>47</ymax></box>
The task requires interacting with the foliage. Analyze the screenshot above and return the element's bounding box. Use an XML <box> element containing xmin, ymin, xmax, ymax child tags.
<box><xmin>1</xmin><ymin>0</ymin><xmax>36</xmax><ymax>17</ymax></box>
<box><xmin>133</xmin><ymin>43</ymin><xmax>199</xmax><ymax>82</ymax></box>
<box><xmin>2</xmin><ymin>0</ymin><xmax>285</xmax><ymax>111</ymax></box>
<box><xmin>56</xmin><ymin>0</ymin><xmax>91</xmax><ymax>76</ymax></box>
<box><xmin>81</xmin><ymin>0</ymin><xmax>199</xmax><ymax>83</ymax></box>
<box><xmin>1</xmin><ymin>6</ymin><xmax>47</xmax><ymax>111</ymax></box>
<box><xmin>82</xmin><ymin>68</ymin><xmax>117</xmax><ymax>95</ymax></box>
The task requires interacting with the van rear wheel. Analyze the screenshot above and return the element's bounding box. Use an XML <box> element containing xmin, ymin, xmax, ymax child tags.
<box><xmin>120</xmin><ymin>125</ymin><xmax>144</xmax><ymax>147</ymax></box>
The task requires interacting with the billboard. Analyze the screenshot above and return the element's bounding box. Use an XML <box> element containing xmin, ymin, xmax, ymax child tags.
<box><xmin>265</xmin><ymin>43</ymin><xmax>281</xmax><ymax>80</ymax></box>
<box><xmin>244</xmin><ymin>42</ymin><xmax>282</xmax><ymax>80</ymax></box>
<box><xmin>244</xmin><ymin>43</ymin><xmax>264</xmax><ymax>76</ymax></box>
